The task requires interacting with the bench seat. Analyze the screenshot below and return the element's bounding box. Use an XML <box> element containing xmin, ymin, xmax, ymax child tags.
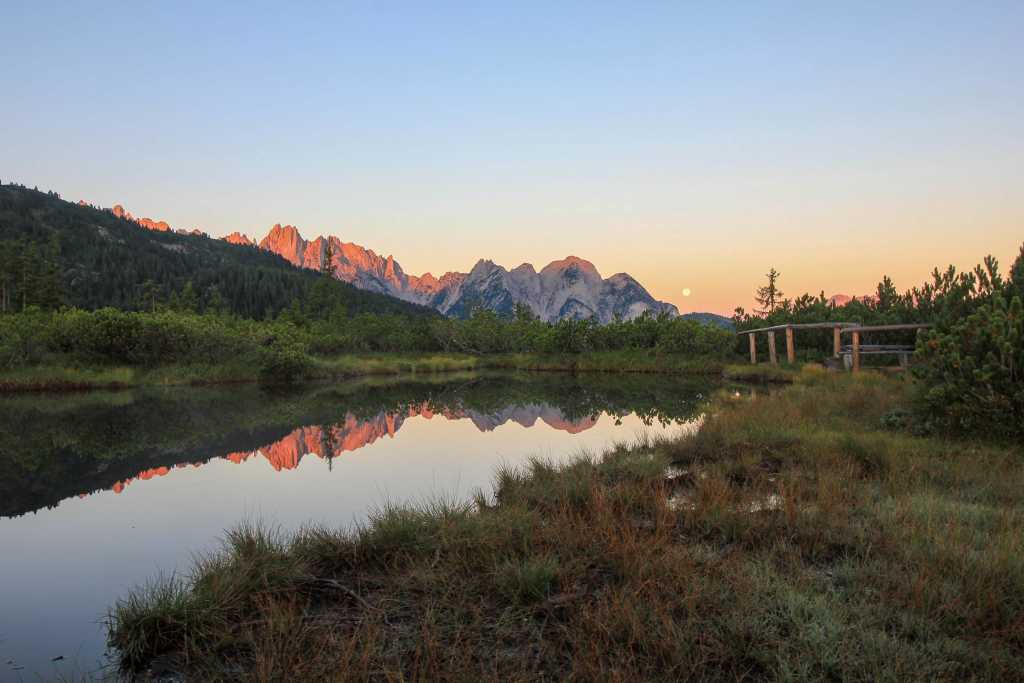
<box><xmin>839</xmin><ymin>344</ymin><xmax>914</xmax><ymax>370</ymax></box>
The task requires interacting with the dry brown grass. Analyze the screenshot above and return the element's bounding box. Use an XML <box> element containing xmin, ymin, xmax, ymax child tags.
<box><xmin>109</xmin><ymin>369</ymin><xmax>1024</xmax><ymax>681</ymax></box>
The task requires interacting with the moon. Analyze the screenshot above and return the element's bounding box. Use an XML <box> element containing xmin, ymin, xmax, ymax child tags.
<box><xmin>682</xmin><ymin>288</ymin><xmax>692</xmax><ymax>297</ymax></box>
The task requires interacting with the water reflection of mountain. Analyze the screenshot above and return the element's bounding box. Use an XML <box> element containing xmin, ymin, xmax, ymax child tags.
<box><xmin>111</xmin><ymin>404</ymin><xmax>600</xmax><ymax>492</ymax></box>
<box><xmin>0</xmin><ymin>373</ymin><xmax>711</xmax><ymax>517</ymax></box>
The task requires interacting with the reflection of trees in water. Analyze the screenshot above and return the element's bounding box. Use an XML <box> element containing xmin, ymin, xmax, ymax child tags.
<box><xmin>0</xmin><ymin>373</ymin><xmax>714</xmax><ymax>517</ymax></box>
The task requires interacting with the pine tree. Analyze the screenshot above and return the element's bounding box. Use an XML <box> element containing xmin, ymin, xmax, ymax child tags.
<box><xmin>140</xmin><ymin>280</ymin><xmax>161</xmax><ymax>312</ymax></box>
<box><xmin>754</xmin><ymin>268</ymin><xmax>783</xmax><ymax>315</ymax></box>
<box><xmin>0</xmin><ymin>245</ymin><xmax>14</xmax><ymax>313</ymax></box>
<box><xmin>1011</xmin><ymin>243</ymin><xmax>1024</xmax><ymax>293</ymax></box>
<box><xmin>19</xmin><ymin>242</ymin><xmax>41</xmax><ymax>311</ymax></box>
<box><xmin>205</xmin><ymin>286</ymin><xmax>226</xmax><ymax>315</ymax></box>
<box><xmin>320</xmin><ymin>239</ymin><xmax>336</xmax><ymax>277</ymax></box>
<box><xmin>874</xmin><ymin>275</ymin><xmax>899</xmax><ymax>313</ymax></box>
<box><xmin>36</xmin><ymin>233</ymin><xmax>64</xmax><ymax>310</ymax></box>
<box><xmin>179</xmin><ymin>280</ymin><xmax>199</xmax><ymax>313</ymax></box>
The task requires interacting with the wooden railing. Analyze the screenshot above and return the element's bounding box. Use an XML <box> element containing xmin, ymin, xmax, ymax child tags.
<box><xmin>737</xmin><ymin>322</ymin><xmax>931</xmax><ymax>371</ymax></box>
<box><xmin>737</xmin><ymin>322</ymin><xmax>858</xmax><ymax>365</ymax></box>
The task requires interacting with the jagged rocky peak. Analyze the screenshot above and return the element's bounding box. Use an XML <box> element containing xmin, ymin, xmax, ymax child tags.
<box><xmin>224</xmin><ymin>232</ymin><xmax>255</xmax><ymax>246</ymax></box>
<box><xmin>542</xmin><ymin>255</ymin><xmax>600</xmax><ymax>275</ymax></box>
<box><xmin>259</xmin><ymin>224</ymin><xmax>307</xmax><ymax>265</ymax></box>
<box><xmin>110</xmin><ymin>203</ymin><xmax>172</xmax><ymax>232</ymax></box>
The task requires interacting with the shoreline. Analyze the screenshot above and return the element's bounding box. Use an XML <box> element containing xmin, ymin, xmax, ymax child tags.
<box><xmin>0</xmin><ymin>352</ymin><xmax>767</xmax><ymax>394</ymax></box>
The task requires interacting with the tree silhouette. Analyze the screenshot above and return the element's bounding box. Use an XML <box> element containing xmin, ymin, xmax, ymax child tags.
<box><xmin>320</xmin><ymin>239</ymin><xmax>336</xmax><ymax>278</ymax></box>
<box><xmin>754</xmin><ymin>268</ymin><xmax>783</xmax><ymax>315</ymax></box>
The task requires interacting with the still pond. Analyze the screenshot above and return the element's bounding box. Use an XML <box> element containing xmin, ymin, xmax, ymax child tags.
<box><xmin>0</xmin><ymin>371</ymin><xmax>716</xmax><ymax>680</ymax></box>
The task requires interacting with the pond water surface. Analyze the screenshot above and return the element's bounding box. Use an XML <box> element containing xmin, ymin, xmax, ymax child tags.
<box><xmin>0</xmin><ymin>371</ymin><xmax>712</xmax><ymax>680</ymax></box>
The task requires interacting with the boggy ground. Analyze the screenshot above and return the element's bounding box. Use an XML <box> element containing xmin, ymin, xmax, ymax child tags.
<box><xmin>109</xmin><ymin>368</ymin><xmax>1023</xmax><ymax>681</ymax></box>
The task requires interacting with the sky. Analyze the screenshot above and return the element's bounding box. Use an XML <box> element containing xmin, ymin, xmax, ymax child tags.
<box><xmin>2</xmin><ymin>1</ymin><xmax>1022</xmax><ymax>314</ymax></box>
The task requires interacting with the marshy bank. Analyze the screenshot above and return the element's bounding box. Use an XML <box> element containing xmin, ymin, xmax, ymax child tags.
<box><xmin>109</xmin><ymin>369</ymin><xmax>1024</xmax><ymax>681</ymax></box>
<box><xmin>0</xmin><ymin>307</ymin><xmax>735</xmax><ymax>393</ymax></box>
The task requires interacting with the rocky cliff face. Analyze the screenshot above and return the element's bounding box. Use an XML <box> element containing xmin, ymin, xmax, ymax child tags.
<box><xmin>111</xmin><ymin>203</ymin><xmax>209</xmax><ymax>236</ymax></box>
<box><xmin>224</xmin><ymin>232</ymin><xmax>255</xmax><ymax>246</ymax></box>
<box><xmin>250</xmin><ymin>224</ymin><xmax>677</xmax><ymax>322</ymax></box>
<box><xmin>112</xmin><ymin>204</ymin><xmax>172</xmax><ymax>232</ymax></box>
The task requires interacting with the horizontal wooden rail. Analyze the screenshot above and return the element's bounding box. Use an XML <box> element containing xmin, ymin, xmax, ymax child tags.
<box><xmin>840</xmin><ymin>348</ymin><xmax>914</xmax><ymax>355</ymax></box>
<box><xmin>839</xmin><ymin>344</ymin><xmax>915</xmax><ymax>351</ymax></box>
<box><xmin>737</xmin><ymin>322</ymin><xmax>858</xmax><ymax>335</ymax></box>
<box><xmin>840</xmin><ymin>324</ymin><xmax>932</xmax><ymax>334</ymax></box>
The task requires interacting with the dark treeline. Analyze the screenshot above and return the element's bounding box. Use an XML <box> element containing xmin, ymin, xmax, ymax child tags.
<box><xmin>0</xmin><ymin>183</ymin><xmax>435</xmax><ymax>319</ymax></box>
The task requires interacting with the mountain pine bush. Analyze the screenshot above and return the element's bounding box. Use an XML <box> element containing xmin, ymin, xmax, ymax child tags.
<box><xmin>913</xmin><ymin>246</ymin><xmax>1024</xmax><ymax>437</ymax></box>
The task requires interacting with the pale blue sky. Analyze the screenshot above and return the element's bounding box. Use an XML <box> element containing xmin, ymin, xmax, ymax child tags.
<box><xmin>3</xmin><ymin>1</ymin><xmax>1022</xmax><ymax>312</ymax></box>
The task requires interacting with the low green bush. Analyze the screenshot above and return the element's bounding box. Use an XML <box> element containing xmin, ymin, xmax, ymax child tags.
<box><xmin>258</xmin><ymin>341</ymin><xmax>313</xmax><ymax>385</ymax></box>
<box><xmin>914</xmin><ymin>290</ymin><xmax>1023</xmax><ymax>437</ymax></box>
<box><xmin>0</xmin><ymin>305</ymin><xmax>739</xmax><ymax>372</ymax></box>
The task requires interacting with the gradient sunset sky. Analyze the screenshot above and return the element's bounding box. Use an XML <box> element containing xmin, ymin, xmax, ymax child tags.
<box><xmin>3</xmin><ymin>2</ymin><xmax>1021</xmax><ymax>314</ymax></box>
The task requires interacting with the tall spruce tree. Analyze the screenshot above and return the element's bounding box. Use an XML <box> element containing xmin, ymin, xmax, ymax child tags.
<box><xmin>754</xmin><ymin>268</ymin><xmax>783</xmax><ymax>315</ymax></box>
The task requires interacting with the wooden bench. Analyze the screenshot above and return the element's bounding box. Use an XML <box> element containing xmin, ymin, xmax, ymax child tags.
<box><xmin>840</xmin><ymin>324</ymin><xmax>930</xmax><ymax>372</ymax></box>
<box><xmin>839</xmin><ymin>344</ymin><xmax>914</xmax><ymax>370</ymax></box>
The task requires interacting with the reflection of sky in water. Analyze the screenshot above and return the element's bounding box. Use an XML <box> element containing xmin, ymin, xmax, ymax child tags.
<box><xmin>0</xmin><ymin>400</ymin><xmax>699</xmax><ymax>681</ymax></box>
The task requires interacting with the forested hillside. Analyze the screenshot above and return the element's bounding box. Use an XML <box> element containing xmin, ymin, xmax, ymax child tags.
<box><xmin>0</xmin><ymin>184</ymin><xmax>435</xmax><ymax>319</ymax></box>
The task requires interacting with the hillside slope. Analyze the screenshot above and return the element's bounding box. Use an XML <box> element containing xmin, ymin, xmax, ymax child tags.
<box><xmin>0</xmin><ymin>185</ymin><xmax>436</xmax><ymax>319</ymax></box>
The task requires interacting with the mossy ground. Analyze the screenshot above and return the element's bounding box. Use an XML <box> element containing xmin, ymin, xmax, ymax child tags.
<box><xmin>108</xmin><ymin>368</ymin><xmax>1023</xmax><ymax>680</ymax></box>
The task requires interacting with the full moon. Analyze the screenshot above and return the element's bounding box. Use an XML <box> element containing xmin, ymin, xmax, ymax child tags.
<box><xmin>682</xmin><ymin>288</ymin><xmax>692</xmax><ymax>297</ymax></box>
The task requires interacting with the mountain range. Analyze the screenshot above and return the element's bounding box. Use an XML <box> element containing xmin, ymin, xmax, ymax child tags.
<box><xmin>252</xmin><ymin>223</ymin><xmax>679</xmax><ymax>322</ymax></box>
<box><xmin>108</xmin><ymin>203</ymin><xmax>680</xmax><ymax>322</ymax></box>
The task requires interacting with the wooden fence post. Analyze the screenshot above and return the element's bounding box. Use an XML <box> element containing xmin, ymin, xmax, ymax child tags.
<box><xmin>833</xmin><ymin>326</ymin><xmax>841</xmax><ymax>357</ymax></box>
<box><xmin>785</xmin><ymin>326</ymin><xmax>795</xmax><ymax>364</ymax></box>
<box><xmin>852</xmin><ymin>331</ymin><xmax>860</xmax><ymax>372</ymax></box>
<box><xmin>748</xmin><ymin>334</ymin><xmax>756</xmax><ymax>364</ymax></box>
<box><xmin>767</xmin><ymin>331</ymin><xmax>778</xmax><ymax>366</ymax></box>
